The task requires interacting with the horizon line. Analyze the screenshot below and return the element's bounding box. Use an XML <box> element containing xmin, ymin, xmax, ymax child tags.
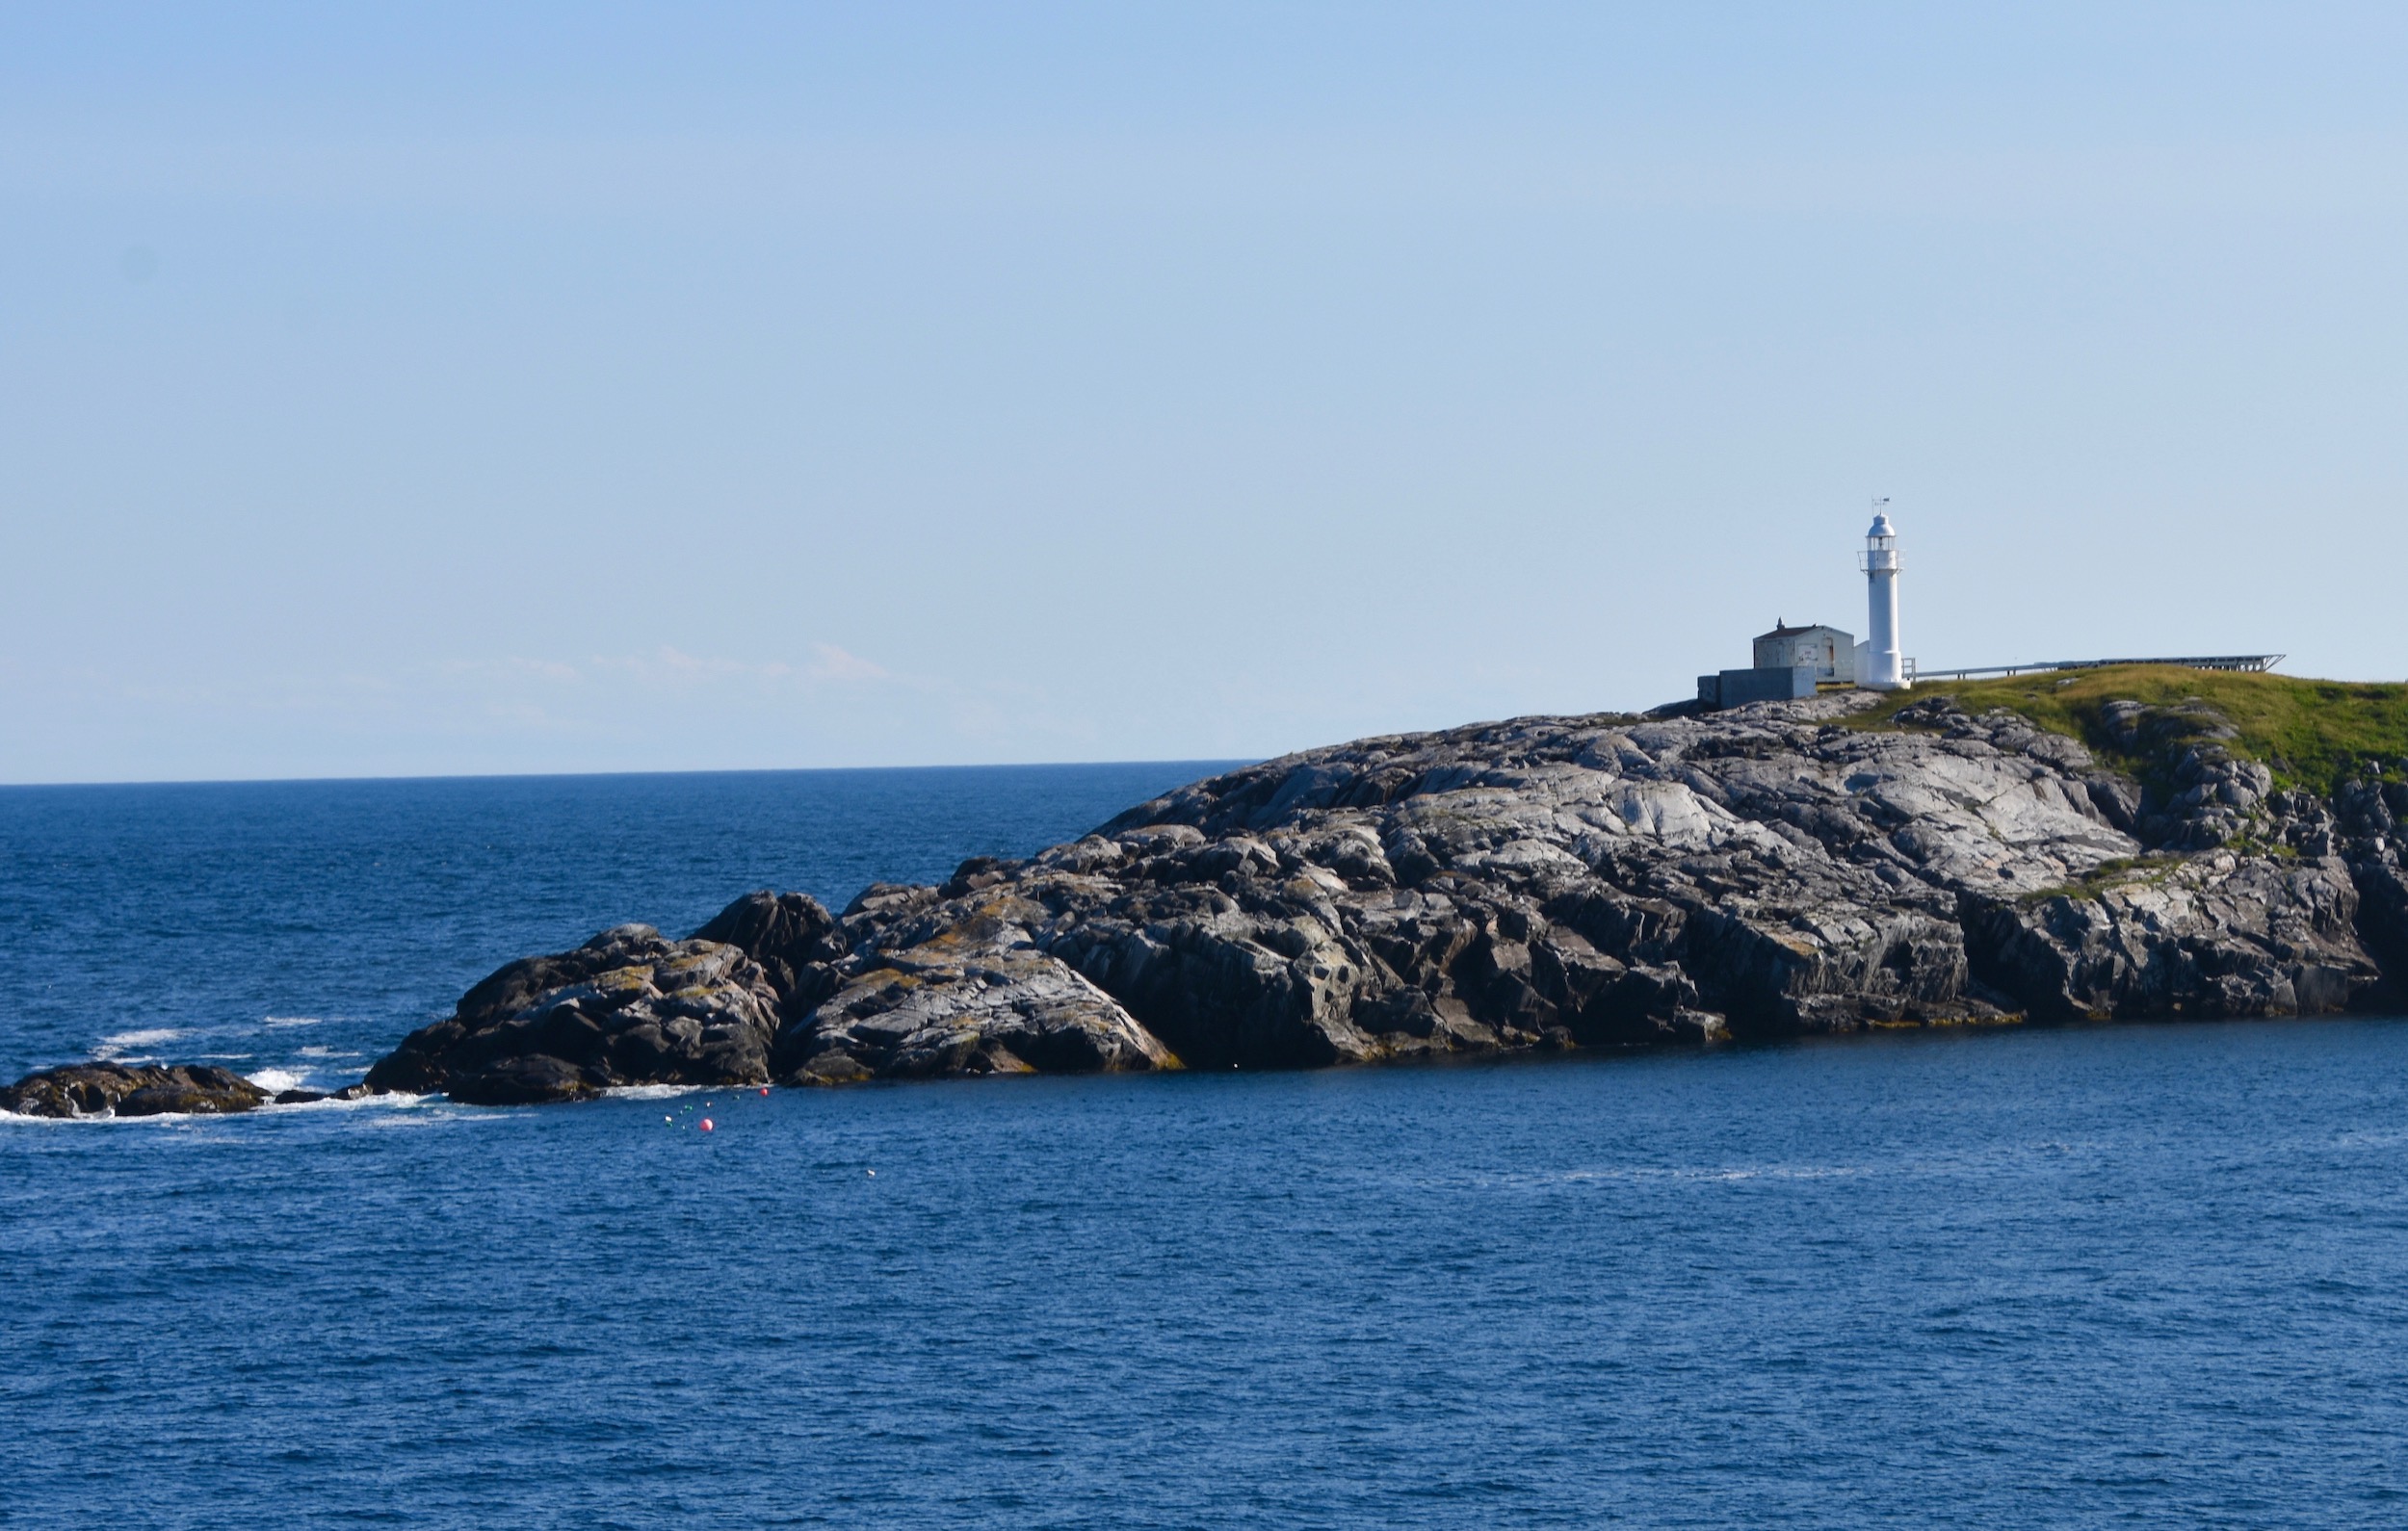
<box><xmin>0</xmin><ymin>756</ymin><xmax>1265</xmax><ymax>793</ymax></box>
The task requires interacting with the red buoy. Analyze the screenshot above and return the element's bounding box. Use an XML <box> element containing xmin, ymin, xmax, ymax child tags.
<box><xmin>699</xmin><ymin>1118</ymin><xmax>714</xmax><ymax>1132</ymax></box>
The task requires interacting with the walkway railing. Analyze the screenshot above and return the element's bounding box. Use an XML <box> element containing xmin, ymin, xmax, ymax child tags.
<box><xmin>1906</xmin><ymin>655</ymin><xmax>2283</xmax><ymax>684</ymax></box>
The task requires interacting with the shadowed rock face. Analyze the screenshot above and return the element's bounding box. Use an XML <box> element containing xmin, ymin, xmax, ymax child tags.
<box><xmin>355</xmin><ymin>923</ymin><xmax>785</xmax><ymax>1104</ymax></box>
<box><xmin>691</xmin><ymin>891</ymin><xmax>845</xmax><ymax>1018</ymax></box>
<box><xmin>28</xmin><ymin>689</ymin><xmax>2394</xmax><ymax>1110</ymax></box>
<box><xmin>1</xmin><ymin>1063</ymin><xmax>269</xmax><ymax>1118</ymax></box>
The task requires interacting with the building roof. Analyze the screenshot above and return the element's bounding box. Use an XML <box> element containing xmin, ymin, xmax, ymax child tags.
<box><xmin>1755</xmin><ymin>621</ymin><xmax>1847</xmax><ymax>643</ymax></box>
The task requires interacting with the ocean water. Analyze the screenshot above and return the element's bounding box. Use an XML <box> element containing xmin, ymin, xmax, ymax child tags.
<box><xmin>0</xmin><ymin>765</ymin><xmax>1237</xmax><ymax>1089</ymax></box>
<box><xmin>6</xmin><ymin>768</ymin><xmax>2408</xmax><ymax>1527</ymax></box>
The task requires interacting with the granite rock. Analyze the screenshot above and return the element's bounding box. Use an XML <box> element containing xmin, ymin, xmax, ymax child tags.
<box><xmin>772</xmin><ymin>895</ymin><xmax>1178</xmax><ymax>1083</ymax></box>
<box><xmin>356</xmin><ymin>921</ymin><xmax>784</xmax><ymax>1104</ymax></box>
<box><xmin>1</xmin><ymin>1063</ymin><xmax>269</xmax><ymax>1119</ymax></box>
<box><xmin>691</xmin><ymin>890</ymin><xmax>846</xmax><ymax>1018</ymax></box>
<box><xmin>222</xmin><ymin>689</ymin><xmax>2408</xmax><ymax>1100</ymax></box>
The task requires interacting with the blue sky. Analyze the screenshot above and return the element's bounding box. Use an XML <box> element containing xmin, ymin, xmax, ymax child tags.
<box><xmin>3</xmin><ymin>3</ymin><xmax>2403</xmax><ymax>782</ymax></box>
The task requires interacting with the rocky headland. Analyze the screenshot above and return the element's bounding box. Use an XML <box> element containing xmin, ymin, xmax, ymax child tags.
<box><xmin>10</xmin><ymin>676</ymin><xmax>2408</xmax><ymax>1115</ymax></box>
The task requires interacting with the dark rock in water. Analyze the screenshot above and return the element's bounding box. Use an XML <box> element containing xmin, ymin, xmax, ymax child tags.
<box><xmin>346</xmin><ymin>688</ymin><xmax>2402</xmax><ymax>1099</ymax></box>
<box><xmin>273</xmin><ymin>1088</ymin><xmax>329</xmax><ymax>1105</ymax></box>
<box><xmin>357</xmin><ymin>921</ymin><xmax>784</xmax><ymax>1104</ymax></box>
<box><xmin>1</xmin><ymin>1063</ymin><xmax>269</xmax><ymax>1119</ymax></box>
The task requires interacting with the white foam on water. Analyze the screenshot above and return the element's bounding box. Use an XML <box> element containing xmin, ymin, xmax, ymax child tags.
<box><xmin>4</xmin><ymin>1082</ymin><xmax>434</xmax><ymax>1125</ymax></box>
<box><xmin>362</xmin><ymin>1103</ymin><xmax>513</xmax><ymax>1128</ymax></box>
<box><xmin>91</xmin><ymin>1028</ymin><xmax>185</xmax><ymax>1061</ymax></box>
<box><xmin>1564</xmin><ymin>1162</ymin><xmax>1873</xmax><ymax>1184</ymax></box>
<box><xmin>262</xmin><ymin>1016</ymin><xmax>323</xmax><ymax>1028</ymax></box>
<box><xmin>285</xmin><ymin>1088</ymin><xmax>422</xmax><ymax>1113</ymax></box>
<box><xmin>246</xmin><ymin>1068</ymin><xmax>311</xmax><ymax>1094</ymax></box>
<box><xmin>607</xmin><ymin>1082</ymin><xmax>719</xmax><ymax>1102</ymax></box>
<box><xmin>296</xmin><ymin>1046</ymin><xmax>361</xmax><ymax>1058</ymax></box>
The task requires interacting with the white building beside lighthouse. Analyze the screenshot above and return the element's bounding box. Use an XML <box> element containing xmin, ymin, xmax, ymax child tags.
<box><xmin>1695</xmin><ymin>507</ymin><xmax>1914</xmax><ymax>708</ymax></box>
<box><xmin>1856</xmin><ymin>509</ymin><xmax>1909</xmax><ymax>690</ymax></box>
<box><xmin>1755</xmin><ymin>620</ymin><xmax>1856</xmax><ymax>682</ymax></box>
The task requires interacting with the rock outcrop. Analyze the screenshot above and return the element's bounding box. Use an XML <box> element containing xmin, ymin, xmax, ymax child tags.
<box><xmin>16</xmin><ymin>687</ymin><xmax>2402</xmax><ymax>1111</ymax></box>
<box><xmin>776</xmin><ymin>898</ymin><xmax>1177</xmax><ymax>1083</ymax></box>
<box><xmin>2326</xmin><ymin>772</ymin><xmax>2408</xmax><ymax>987</ymax></box>
<box><xmin>1</xmin><ymin>1063</ymin><xmax>270</xmax><ymax>1119</ymax></box>
<box><xmin>1890</xmin><ymin>695</ymin><xmax>2384</xmax><ymax>1021</ymax></box>
<box><xmin>393</xmin><ymin>688</ymin><xmax>2397</xmax><ymax>1099</ymax></box>
<box><xmin>354</xmin><ymin>922</ymin><xmax>786</xmax><ymax>1104</ymax></box>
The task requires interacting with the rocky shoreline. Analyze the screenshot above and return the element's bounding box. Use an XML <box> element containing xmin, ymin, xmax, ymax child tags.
<box><xmin>10</xmin><ymin>688</ymin><xmax>2406</xmax><ymax>1116</ymax></box>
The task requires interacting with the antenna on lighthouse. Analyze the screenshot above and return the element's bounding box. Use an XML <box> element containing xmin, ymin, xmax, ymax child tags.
<box><xmin>1859</xmin><ymin>501</ymin><xmax>1907</xmax><ymax>690</ymax></box>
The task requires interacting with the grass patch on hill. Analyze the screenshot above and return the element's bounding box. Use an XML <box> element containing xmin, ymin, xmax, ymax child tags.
<box><xmin>1844</xmin><ymin>665</ymin><xmax>2408</xmax><ymax>796</ymax></box>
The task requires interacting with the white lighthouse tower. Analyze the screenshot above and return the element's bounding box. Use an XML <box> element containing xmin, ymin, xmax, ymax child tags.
<box><xmin>1858</xmin><ymin>503</ymin><xmax>1908</xmax><ymax>690</ymax></box>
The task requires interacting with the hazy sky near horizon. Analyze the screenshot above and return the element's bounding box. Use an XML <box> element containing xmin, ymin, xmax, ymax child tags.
<box><xmin>4</xmin><ymin>3</ymin><xmax>2405</xmax><ymax>783</ymax></box>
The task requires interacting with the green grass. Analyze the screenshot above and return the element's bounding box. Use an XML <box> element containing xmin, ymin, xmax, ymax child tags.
<box><xmin>1844</xmin><ymin>665</ymin><xmax>2408</xmax><ymax>797</ymax></box>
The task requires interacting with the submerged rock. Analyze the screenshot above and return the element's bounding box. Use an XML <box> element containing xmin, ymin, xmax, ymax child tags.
<box><xmin>1</xmin><ymin>1063</ymin><xmax>269</xmax><ymax>1119</ymax></box>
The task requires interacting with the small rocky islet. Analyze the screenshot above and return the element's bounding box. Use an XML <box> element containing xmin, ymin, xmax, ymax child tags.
<box><xmin>10</xmin><ymin>676</ymin><xmax>2408</xmax><ymax>1116</ymax></box>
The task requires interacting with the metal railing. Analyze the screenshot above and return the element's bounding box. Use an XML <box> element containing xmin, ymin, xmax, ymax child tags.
<box><xmin>1907</xmin><ymin>655</ymin><xmax>2283</xmax><ymax>684</ymax></box>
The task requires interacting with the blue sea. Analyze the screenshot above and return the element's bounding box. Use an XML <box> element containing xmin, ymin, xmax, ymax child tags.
<box><xmin>6</xmin><ymin>766</ymin><xmax>2408</xmax><ymax>1528</ymax></box>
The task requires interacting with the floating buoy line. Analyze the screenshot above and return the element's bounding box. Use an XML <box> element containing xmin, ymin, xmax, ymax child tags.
<box><xmin>647</xmin><ymin>1086</ymin><xmax>782</xmax><ymax>1131</ymax></box>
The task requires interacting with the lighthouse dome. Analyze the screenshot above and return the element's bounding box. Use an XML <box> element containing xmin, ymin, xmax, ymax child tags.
<box><xmin>1867</xmin><ymin>512</ymin><xmax>1896</xmax><ymax>538</ymax></box>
